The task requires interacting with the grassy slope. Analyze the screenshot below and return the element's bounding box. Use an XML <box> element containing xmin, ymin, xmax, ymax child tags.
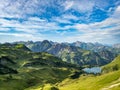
<box><xmin>0</xmin><ymin>44</ymin><xmax>81</xmax><ymax>90</ymax></box>
<box><xmin>102</xmin><ymin>55</ymin><xmax>120</xmax><ymax>73</ymax></box>
<box><xmin>1</xmin><ymin>44</ymin><xmax>120</xmax><ymax>90</ymax></box>
<box><xmin>27</xmin><ymin>55</ymin><xmax>120</xmax><ymax>90</ymax></box>
<box><xmin>57</xmin><ymin>70</ymin><xmax>120</xmax><ymax>90</ymax></box>
<box><xmin>53</xmin><ymin>55</ymin><xmax>120</xmax><ymax>90</ymax></box>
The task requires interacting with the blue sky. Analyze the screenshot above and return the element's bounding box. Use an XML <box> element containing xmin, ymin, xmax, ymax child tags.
<box><xmin>0</xmin><ymin>0</ymin><xmax>120</xmax><ymax>44</ymax></box>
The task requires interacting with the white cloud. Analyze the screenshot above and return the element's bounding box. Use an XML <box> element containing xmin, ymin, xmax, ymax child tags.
<box><xmin>64</xmin><ymin>1</ymin><xmax>74</xmax><ymax>10</ymax></box>
<box><xmin>65</xmin><ymin>27</ymin><xmax>120</xmax><ymax>44</ymax></box>
<box><xmin>0</xmin><ymin>16</ymin><xmax>61</xmax><ymax>33</ymax></box>
<box><xmin>0</xmin><ymin>32</ymin><xmax>44</xmax><ymax>43</ymax></box>
<box><xmin>53</xmin><ymin>17</ymin><xmax>71</xmax><ymax>24</ymax></box>
<box><xmin>63</xmin><ymin>0</ymin><xmax>95</xmax><ymax>13</ymax></box>
<box><xmin>0</xmin><ymin>33</ymin><xmax>33</xmax><ymax>37</ymax></box>
<box><xmin>28</xmin><ymin>17</ymin><xmax>46</xmax><ymax>22</ymax></box>
<box><xmin>61</xmin><ymin>14</ymin><xmax>79</xmax><ymax>20</ymax></box>
<box><xmin>0</xmin><ymin>27</ymin><xmax>10</xmax><ymax>31</ymax></box>
<box><xmin>74</xmin><ymin>18</ymin><xmax>120</xmax><ymax>32</ymax></box>
<box><xmin>0</xmin><ymin>0</ymin><xmax>65</xmax><ymax>19</ymax></box>
<box><xmin>0</xmin><ymin>0</ymin><xmax>119</xmax><ymax>44</ymax></box>
<box><xmin>51</xmin><ymin>14</ymin><xmax>79</xmax><ymax>25</ymax></box>
<box><xmin>62</xmin><ymin>5</ymin><xmax>120</xmax><ymax>44</ymax></box>
<box><xmin>112</xmin><ymin>6</ymin><xmax>120</xmax><ymax>18</ymax></box>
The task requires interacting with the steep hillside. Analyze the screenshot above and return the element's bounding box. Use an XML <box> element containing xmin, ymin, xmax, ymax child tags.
<box><xmin>71</xmin><ymin>41</ymin><xmax>111</xmax><ymax>51</ymax></box>
<box><xmin>22</xmin><ymin>55</ymin><xmax>120</xmax><ymax>90</ymax></box>
<box><xmin>0</xmin><ymin>56</ymin><xmax>17</xmax><ymax>74</ymax></box>
<box><xmin>0</xmin><ymin>43</ymin><xmax>81</xmax><ymax>90</ymax></box>
<box><xmin>102</xmin><ymin>55</ymin><xmax>120</xmax><ymax>73</ymax></box>
<box><xmin>48</xmin><ymin>43</ymin><xmax>115</xmax><ymax>66</ymax></box>
<box><xmin>49</xmin><ymin>55</ymin><xmax>120</xmax><ymax>90</ymax></box>
<box><xmin>71</xmin><ymin>41</ymin><xmax>120</xmax><ymax>54</ymax></box>
<box><xmin>56</xmin><ymin>70</ymin><xmax>120</xmax><ymax>90</ymax></box>
<box><xmin>0</xmin><ymin>43</ymin><xmax>119</xmax><ymax>90</ymax></box>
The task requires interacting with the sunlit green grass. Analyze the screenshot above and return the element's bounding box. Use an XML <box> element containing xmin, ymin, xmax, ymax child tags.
<box><xmin>57</xmin><ymin>70</ymin><xmax>120</xmax><ymax>90</ymax></box>
<box><xmin>102</xmin><ymin>55</ymin><xmax>120</xmax><ymax>73</ymax></box>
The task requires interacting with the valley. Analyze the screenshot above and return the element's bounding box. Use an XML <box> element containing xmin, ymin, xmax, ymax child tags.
<box><xmin>0</xmin><ymin>0</ymin><xmax>120</xmax><ymax>90</ymax></box>
<box><xmin>0</xmin><ymin>42</ymin><xmax>120</xmax><ymax>90</ymax></box>
<box><xmin>0</xmin><ymin>43</ymin><xmax>82</xmax><ymax>90</ymax></box>
<box><xmin>15</xmin><ymin>40</ymin><xmax>119</xmax><ymax>66</ymax></box>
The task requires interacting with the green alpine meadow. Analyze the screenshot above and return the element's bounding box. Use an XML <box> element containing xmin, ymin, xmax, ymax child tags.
<box><xmin>0</xmin><ymin>42</ymin><xmax>120</xmax><ymax>90</ymax></box>
<box><xmin>0</xmin><ymin>0</ymin><xmax>120</xmax><ymax>90</ymax></box>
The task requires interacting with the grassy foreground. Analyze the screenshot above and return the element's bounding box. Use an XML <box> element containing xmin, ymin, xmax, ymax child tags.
<box><xmin>0</xmin><ymin>44</ymin><xmax>81</xmax><ymax>90</ymax></box>
<box><xmin>29</xmin><ymin>55</ymin><xmax>120</xmax><ymax>90</ymax></box>
<box><xmin>0</xmin><ymin>44</ymin><xmax>120</xmax><ymax>90</ymax></box>
<box><xmin>57</xmin><ymin>70</ymin><xmax>120</xmax><ymax>90</ymax></box>
<box><xmin>27</xmin><ymin>70</ymin><xmax>120</xmax><ymax>90</ymax></box>
<box><xmin>57</xmin><ymin>55</ymin><xmax>120</xmax><ymax>90</ymax></box>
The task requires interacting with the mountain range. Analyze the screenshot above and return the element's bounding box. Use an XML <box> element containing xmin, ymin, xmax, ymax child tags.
<box><xmin>14</xmin><ymin>40</ymin><xmax>120</xmax><ymax>66</ymax></box>
<box><xmin>0</xmin><ymin>41</ymin><xmax>120</xmax><ymax>90</ymax></box>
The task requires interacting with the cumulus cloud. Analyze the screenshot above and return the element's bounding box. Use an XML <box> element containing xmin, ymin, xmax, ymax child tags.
<box><xmin>0</xmin><ymin>16</ymin><xmax>60</xmax><ymax>33</ymax></box>
<box><xmin>53</xmin><ymin>17</ymin><xmax>71</xmax><ymax>24</ymax></box>
<box><xmin>63</xmin><ymin>0</ymin><xmax>95</xmax><ymax>13</ymax></box>
<box><xmin>64</xmin><ymin>1</ymin><xmax>74</xmax><ymax>10</ymax></box>
<box><xmin>0</xmin><ymin>0</ymin><xmax>116</xmax><ymax>19</ymax></box>
<box><xmin>0</xmin><ymin>0</ymin><xmax>65</xmax><ymax>19</ymax></box>
<box><xmin>0</xmin><ymin>0</ymin><xmax>120</xmax><ymax>44</ymax></box>
<box><xmin>64</xmin><ymin>5</ymin><xmax>120</xmax><ymax>44</ymax></box>
<box><xmin>0</xmin><ymin>32</ymin><xmax>44</xmax><ymax>43</ymax></box>
<box><xmin>65</xmin><ymin>27</ymin><xmax>120</xmax><ymax>44</ymax></box>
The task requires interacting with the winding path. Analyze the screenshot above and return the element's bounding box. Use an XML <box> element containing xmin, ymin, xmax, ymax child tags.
<box><xmin>102</xmin><ymin>82</ymin><xmax>120</xmax><ymax>90</ymax></box>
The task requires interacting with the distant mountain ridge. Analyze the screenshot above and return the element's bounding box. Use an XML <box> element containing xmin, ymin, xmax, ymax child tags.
<box><xmin>14</xmin><ymin>40</ymin><xmax>120</xmax><ymax>52</ymax></box>
<box><xmin>113</xmin><ymin>43</ymin><xmax>120</xmax><ymax>48</ymax></box>
<box><xmin>14</xmin><ymin>40</ymin><xmax>119</xmax><ymax>66</ymax></box>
